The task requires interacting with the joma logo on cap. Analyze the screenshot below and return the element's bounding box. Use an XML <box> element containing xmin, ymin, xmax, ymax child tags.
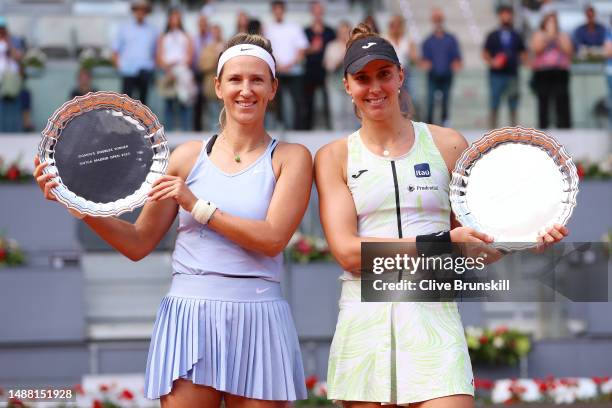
<box><xmin>362</xmin><ymin>42</ymin><xmax>376</xmax><ymax>49</ymax></box>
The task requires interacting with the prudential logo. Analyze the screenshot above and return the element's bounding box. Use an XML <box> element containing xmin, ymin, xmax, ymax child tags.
<box><xmin>414</xmin><ymin>163</ymin><xmax>431</xmax><ymax>178</ymax></box>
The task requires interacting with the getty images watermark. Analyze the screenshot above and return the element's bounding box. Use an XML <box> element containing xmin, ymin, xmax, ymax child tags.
<box><xmin>360</xmin><ymin>242</ymin><xmax>609</xmax><ymax>302</ymax></box>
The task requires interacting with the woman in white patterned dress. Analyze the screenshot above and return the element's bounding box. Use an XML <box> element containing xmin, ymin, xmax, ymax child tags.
<box><xmin>314</xmin><ymin>23</ymin><xmax>568</xmax><ymax>408</ymax></box>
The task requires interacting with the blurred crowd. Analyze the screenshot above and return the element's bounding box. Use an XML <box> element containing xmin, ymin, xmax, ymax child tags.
<box><xmin>1</xmin><ymin>0</ymin><xmax>612</xmax><ymax>132</ymax></box>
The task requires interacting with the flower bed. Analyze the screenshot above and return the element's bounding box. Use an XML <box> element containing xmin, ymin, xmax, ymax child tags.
<box><xmin>0</xmin><ymin>234</ymin><xmax>25</xmax><ymax>267</ymax></box>
<box><xmin>466</xmin><ymin>326</ymin><xmax>531</xmax><ymax>366</ymax></box>
<box><xmin>1</xmin><ymin>376</ymin><xmax>611</xmax><ymax>407</ymax></box>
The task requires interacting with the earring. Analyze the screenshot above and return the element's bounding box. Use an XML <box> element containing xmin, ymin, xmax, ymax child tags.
<box><xmin>398</xmin><ymin>88</ymin><xmax>401</xmax><ymax>94</ymax></box>
<box><xmin>351</xmin><ymin>98</ymin><xmax>354</xmax><ymax>103</ymax></box>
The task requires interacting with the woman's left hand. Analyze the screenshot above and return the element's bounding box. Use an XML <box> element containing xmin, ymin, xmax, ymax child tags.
<box><xmin>534</xmin><ymin>223</ymin><xmax>569</xmax><ymax>252</ymax></box>
<box><xmin>148</xmin><ymin>175</ymin><xmax>197</xmax><ymax>212</ymax></box>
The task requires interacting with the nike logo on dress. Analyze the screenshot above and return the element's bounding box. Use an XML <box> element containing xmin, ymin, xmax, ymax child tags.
<box><xmin>351</xmin><ymin>169</ymin><xmax>368</xmax><ymax>179</ymax></box>
<box><xmin>362</xmin><ymin>42</ymin><xmax>376</xmax><ymax>49</ymax></box>
<box><xmin>256</xmin><ymin>287</ymin><xmax>270</xmax><ymax>294</ymax></box>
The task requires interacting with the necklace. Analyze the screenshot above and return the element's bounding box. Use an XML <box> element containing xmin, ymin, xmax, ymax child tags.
<box><xmin>219</xmin><ymin>134</ymin><xmax>267</xmax><ymax>163</ymax></box>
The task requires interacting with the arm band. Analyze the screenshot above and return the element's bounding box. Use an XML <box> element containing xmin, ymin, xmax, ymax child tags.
<box><xmin>191</xmin><ymin>199</ymin><xmax>217</xmax><ymax>225</ymax></box>
<box><xmin>415</xmin><ymin>230</ymin><xmax>452</xmax><ymax>257</ymax></box>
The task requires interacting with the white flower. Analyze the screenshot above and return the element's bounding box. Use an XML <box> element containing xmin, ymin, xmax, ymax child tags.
<box><xmin>491</xmin><ymin>379</ymin><xmax>512</xmax><ymax>404</ymax></box>
<box><xmin>79</xmin><ymin>47</ymin><xmax>97</xmax><ymax>61</ymax></box>
<box><xmin>550</xmin><ymin>380</ymin><xmax>577</xmax><ymax>405</ymax></box>
<box><xmin>465</xmin><ymin>326</ymin><xmax>483</xmax><ymax>338</ymax></box>
<box><xmin>601</xmin><ymin>378</ymin><xmax>612</xmax><ymax>394</ymax></box>
<box><xmin>313</xmin><ymin>381</ymin><xmax>327</xmax><ymax>397</ymax></box>
<box><xmin>493</xmin><ymin>336</ymin><xmax>505</xmax><ymax>349</ymax></box>
<box><xmin>517</xmin><ymin>379</ymin><xmax>541</xmax><ymax>402</ymax></box>
<box><xmin>100</xmin><ymin>47</ymin><xmax>113</xmax><ymax>61</ymax></box>
<box><xmin>313</xmin><ymin>237</ymin><xmax>328</xmax><ymax>252</ymax></box>
<box><xmin>287</xmin><ymin>232</ymin><xmax>302</xmax><ymax>247</ymax></box>
<box><xmin>575</xmin><ymin>378</ymin><xmax>597</xmax><ymax>401</ymax></box>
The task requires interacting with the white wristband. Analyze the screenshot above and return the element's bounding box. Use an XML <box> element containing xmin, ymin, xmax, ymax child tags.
<box><xmin>68</xmin><ymin>207</ymin><xmax>86</xmax><ymax>220</ymax></box>
<box><xmin>191</xmin><ymin>199</ymin><xmax>217</xmax><ymax>225</ymax></box>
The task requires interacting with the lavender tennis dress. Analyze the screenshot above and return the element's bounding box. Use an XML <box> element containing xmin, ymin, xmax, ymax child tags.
<box><xmin>144</xmin><ymin>136</ymin><xmax>307</xmax><ymax>401</ymax></box>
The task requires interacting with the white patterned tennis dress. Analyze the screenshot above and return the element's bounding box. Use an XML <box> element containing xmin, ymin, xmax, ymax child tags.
<box><xmin>326</xmin><ymin>121</ymin><xmax>474</xmax><ymax>405</ymax></box>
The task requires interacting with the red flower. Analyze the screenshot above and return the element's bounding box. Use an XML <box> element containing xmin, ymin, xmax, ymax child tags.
<box><xmin>92</xmin><ymin>400</ymin><xmax>104</xmax><ymax>408</ymax></box>
<box><xmin>494</xmin><ymin>326</ymin><xmax>508</xmax><ymax>335</ymax></box>
<box><xmin>577</xmin><ymin>163</ymin><xmax>585</xmax><ymax>179</ymax></box>
<box><xmin>99</xmin><ymin>384</ymin><xmax>109</xmax><ymax>393</ymax></box>
<box><xmin>8</xmin><ymin>398</ymin><xmax>25</xmax><ymax>407</ymax></box>
<box><xmin>6</xmin><ymin>165</ymin><xmax>20</xmax><ymax>181</ymax></box>
<box><xmin>474</xmin><ymin>378</ymin><xmax>494</xmax><ymax>390</ymax></box>
<box><xmin>305</xmin><ymin>375</ymin><xmax>318</xmax><ymax>390</ymax></box>
<box><xmin>119</xmin><ymin>389</ymin><xmax>134</xmax><ymax>400</ymax></box>
<box><xmin>479</xmin><ymin>335</ymin><xmax>489</xmax><ymax>345</ymax></box>
<box><xmin>295</xmin><ymin>239</ymin><xmax>312</xmax><ymax>255</ymax></box>
<box><xmin>73</xmin><ymin>384</ymin><xmax>85</xmax><ymax>395</ymax></box>
<box><xmin>593</xmin><ymin>376</ymin><xmax>610</xmax><ymax>385</ymax></box>
<box><xmin>0</xmin><ymin>247</ymin><xmax>6</xmax><ymax>262</ymax></box>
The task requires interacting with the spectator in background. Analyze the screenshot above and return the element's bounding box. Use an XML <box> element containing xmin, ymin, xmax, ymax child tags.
<box><xmin>530</xmin><ymin>12</ymin><xmax>573</xmax><ymax>128</ymax></box>
<box><xmin>323</xmin><ymin>20</ymin><xmax>359</xmax><ymax>130</ymax></box>
<box><xmin>0</xmin><ymin>16</ymin><xmax>24</xmax><ymax>132</ymax></box>
<box><xmin>264</xmin><ymin>0</ymin><xmax>308</xmax><ymax>129</ymax></box>
<box><xmin>573</xmin><ymin>5</ymin><xmax>606</xmax><ymax>56</ymax></box>
<box><xmin>236</xmin><ymin>10</ymin><xmax>250</xmax><ymax>35</ymax></box>
<box><xmin>421</xmin><ymin>7</ymin><xmax>462</xmax><ymax>126</ymax></box>
<box><xmin>193</xmin><ymin>12</ymin><xmax>213</xmax><ymax>131</ymax></box>
<box><xmin>304</xmin><ymin>0</ymin><xmax>335</xmax><ymax>130</ymax></box>
<box><xmin>385</xmin><ymin>15</ymin><xmax>418</xmax><ymax>102</ymax></box>
<box><xmin>156</xmin><ymin>7</ymin><xmax>196</xmax><ymax>131</ymax></box>
<box><xmin>198</xmin><ymin>24</ymin><xmax>225</xmax><ymax>131</ymax></box>
<box><xmin>483</xmin><ymin>5</ymin><xmax>527</xmax><ymax>128</ymax></box>
<box><xmin>363</xmin><ymin>14</ymin><xmax>380</xmax><ymax>34</ymax></box>
<box><xmin>248</xmin><ymin>18</ymin><xmax>263</xmax><ymax>36</ymax></box>
<box><xmin>70</xmin><ymin>68</ymin><xmax>97</xmax><ymax>99</ymax></box>
<box><xmin>112</xmin><ymin>0</ymin><xmax>157</xmax><ymax>105</ymax></box>
<box><xmin>603</xmin><ymin>18</ymin><xmax>612</xmax><ymax>130</ymax></box>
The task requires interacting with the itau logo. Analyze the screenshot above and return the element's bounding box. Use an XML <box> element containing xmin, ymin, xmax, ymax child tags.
<box><xmin>414</xmin><ymin>163</ymin><xmax>431</xmax><ymax>178</ymax></box>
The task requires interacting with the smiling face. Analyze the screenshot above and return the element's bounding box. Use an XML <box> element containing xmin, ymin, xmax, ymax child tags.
<box><xmin>215</xmin><ymin>56</ymin><xmax>277</xmax><ymax>126</ymax></box>
<box><xmin>344</xmin><ymin>59</ymin><xmax>403</xmax><ymax>121</ymax></box>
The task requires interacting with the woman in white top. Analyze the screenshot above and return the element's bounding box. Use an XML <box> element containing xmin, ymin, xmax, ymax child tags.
<box><xmin>157</xmin><ymin>7</ymin><xmax>196</xmax><ymax>131</ymax></box>
<box><xmin>385</xmin><ymin>14</ymin><xmax>419</xmax><ymax>116</ymax></box>
<box><xmin>315</xmin><ymin>23</ymin><xmax>568</xmax><ymax>408</ymax></box>
<box><xmin>323</xmin><ymin>21</ymin><xmax>359</xmax><ymax>130</ymax></box>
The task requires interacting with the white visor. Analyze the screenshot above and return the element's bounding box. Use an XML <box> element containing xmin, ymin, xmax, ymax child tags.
<box><xmin>216</xmin><ymin>44</ymin><xmax>276</xmax><ymax>78</ymax></box>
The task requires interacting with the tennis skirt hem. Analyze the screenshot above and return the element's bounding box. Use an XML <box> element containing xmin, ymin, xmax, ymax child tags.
<box><xmin>144</xmin><ymin>274</ymin><xmax>307</xmax><ymax>401</ymax></box>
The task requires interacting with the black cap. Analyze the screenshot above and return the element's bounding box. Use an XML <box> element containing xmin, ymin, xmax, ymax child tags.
<box><xmin>343</xmin><ymin>36</ymin><xmax>401</xmax><ymax>75</ymax></box>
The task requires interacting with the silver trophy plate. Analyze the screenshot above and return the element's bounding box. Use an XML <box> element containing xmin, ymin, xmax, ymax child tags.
<box><xmin>450</xmin><ymin>127</ymin><xmax>578</xmax><ymax>251</ymax></box>
<box><xmin>38</xmin><ymin>92</ymin><xmax>169</xmax><ymax>217</ymax></box>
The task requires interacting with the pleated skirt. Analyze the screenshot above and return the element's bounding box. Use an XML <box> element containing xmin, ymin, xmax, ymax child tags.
<box><xmin>144</xmin><ymin>274</ymin><xmax>307</xmax><ymax>401</ymax></box>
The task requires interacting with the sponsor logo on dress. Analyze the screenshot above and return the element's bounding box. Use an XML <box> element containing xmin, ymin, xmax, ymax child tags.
<box><xmin>414</xmin><ymin>163</ymin><xmax>431</xmax><ymax>178</ymax></box>
<box><xmin>351</xmin><ymin>169</ymin><xmax>368</xmax><ymax>179</ymax></box>
<box><xmin>256</xmin><ymin>287</ymin><xmax>271</xmax><ymax>294</ymax></box>
<box><xmin>408</xmin><ymin>184</ymin><xmax>439</xmax><ymax>192</ymax></box>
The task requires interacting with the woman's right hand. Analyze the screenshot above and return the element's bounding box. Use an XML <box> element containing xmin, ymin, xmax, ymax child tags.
<box><xmin>33</xmin><ymin>156</ymin><xmax>59</xmax><ymax>202</ymax></box>
<box><xmin>450</xmin><ymin>226</ymin><xmax>502</xmax><ymax>263</ymax></box>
